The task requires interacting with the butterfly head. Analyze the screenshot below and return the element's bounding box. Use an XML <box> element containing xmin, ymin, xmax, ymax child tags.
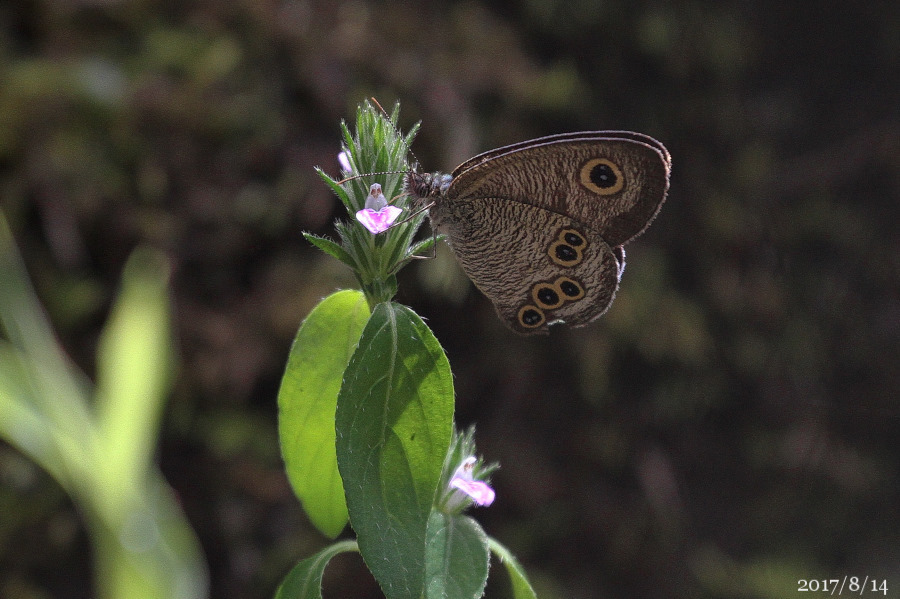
<box><xmin>404</xmin><ymin>171</ymin><xmax>453</xmax><ymax>205</ymax></box>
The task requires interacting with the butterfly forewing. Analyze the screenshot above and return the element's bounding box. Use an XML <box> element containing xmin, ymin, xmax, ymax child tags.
<box><xmin>447</xmin><ymin>135</ymin><xmax>669</xmax><ymax>247</ymax></box>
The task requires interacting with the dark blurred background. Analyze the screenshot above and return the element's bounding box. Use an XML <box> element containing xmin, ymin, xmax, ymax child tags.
<box><xmin>1</xmin><ymin>0</ymin><xmax>898</xmax><ymax>597</ymax></box>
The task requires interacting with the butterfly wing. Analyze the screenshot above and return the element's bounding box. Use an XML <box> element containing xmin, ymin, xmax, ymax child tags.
<box><xmin>447</xmin><ymin>133</ymin><xmax>670</xmax><ymax>247</ymax></box>
<box><xmin>433</xmin><ymin>197</ymin><xmax>622</xmax><ymax>334</ymax></box>
<box><xmin>453</xmin><ymin>131</ymin><xmax>670</xmax><ymax>173</ymax></box>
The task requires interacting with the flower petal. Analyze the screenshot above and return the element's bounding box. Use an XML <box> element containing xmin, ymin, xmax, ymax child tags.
<box><xmin>364</xmin><ymin>183</ymin><xmax>387</xmax><ymax>211</ymax></box>
<box><xmin>355</xmin><ymin>206</ymin><xmax>402</xmax><ymax>234</ymax></box>
<box><xmin>450</xmin><ymin>478</ymin><xmax>496</xmax><ymax>507</ymax></box>
<box><xmin>338</xmin><ymin>151</ymin><xmax>352</xmax><ymax>173</ymax></box>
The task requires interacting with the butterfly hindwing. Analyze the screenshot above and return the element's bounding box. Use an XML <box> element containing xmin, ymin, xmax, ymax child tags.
<box><xmin>432</xmin><ymin>197</ymin><xmax>621</xmax><ymax>334</ymax></box>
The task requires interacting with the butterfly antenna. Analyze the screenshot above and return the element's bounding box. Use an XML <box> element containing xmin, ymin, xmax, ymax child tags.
<box><xmin>370</xmin><ymin>96</ymin><xmax>388</xmax><ymax>116</ymax></box>
<box><xmin>387</xmin><ymin>200</ymin><xmax>435</xmax><ymax>229</ymax></box>
<box><xmin>334</xmin><ymin>100</ymin><xmax>420</xmax><ymax>186</ymax></box>
<box><xmin>368</xmin><ymin>97</ymin><xmax>422</xmax><ymax>170</ymax></box>
<box><xmin>336</xmin><ymin>170</ymin><xmax>407</xmax><ymax>186</ymax></box>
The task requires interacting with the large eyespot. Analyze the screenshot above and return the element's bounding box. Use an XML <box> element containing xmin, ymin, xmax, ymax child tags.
<box><xmin>532</xmin><ymin>283</ymin><xmax>563</xmax><ymax>309</ymax></box>
<box><xmin>579</xmin><ymin>158</ymin><xmax>624</xmax><ymax>196</ymax></box>
<box><xmin>559</xmin><ymin>228</ymin><xmax>587</xmax><ymax>248</ymax></box>
<box><xmin>549</xmin><ymin>228</ymin><xmax>589</xmax><ymax>266</ymax></box>
<box><xmin>554</xmin><ymin>276</ymin><xmax>585</xmax><ymax>300</ymax></box>
<box><xmin>549</xmin><ymin>242</ymin><xmax>582</xmax><ymax>266</ymax></box>
<box><xmin>518</xmin><ymin>305</ymin><xmax>545</xmax><ymax>329</ymax></box>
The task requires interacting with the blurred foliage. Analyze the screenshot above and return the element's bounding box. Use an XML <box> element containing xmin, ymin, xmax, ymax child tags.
<box><xmin>0</xmin><ymin>219</ymin><xmax>206</xmax><ymax>599</ymax></box>
<box><xmin>0</xmin><ymin>0</ymin><xmax>897</xmax><ymax>598</ymax></box>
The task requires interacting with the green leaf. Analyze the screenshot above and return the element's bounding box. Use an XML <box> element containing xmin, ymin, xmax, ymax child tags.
<box><xmin>0</xmin><ymin>214</ymin><xmax>93</xmax><ymax>432</ymax></box>
<box><xmin>406</xmin><ymin>235</ymin><xmax>438</xmax><ymax>261</ymax></box>
<box><xmin>302</xmin><ymin>232</ymin><xmax>355</xmax><ymax>268</ymax></box>
<box><xmin>425</xmin><ymin>512</ymin><xmax>490</xmax><ymax>599</ymax></box>
<box><xmin>0</xmin><ymin>341</ymin><xmax>71</xmax><ymax>485</ymax></box>
<box><xmin>278</xmin><ymin>289</ymin><xmax>371</xmax><ymax>538</ymax></box>
<box><xmin>1</xmin><ymin>216</ymin><xmax>208</xmax><ymax>599</ymax></box>
<box><xmin>340</xmin><ymin>120</ymin><xmax>354</xmax><ymax>150</ymax></box>
<box><xmin>274</xmin><ymin>540</ymin><xmax>359</xmax><ymax>599</ymax></box>
<box><xmin>315</xmin><ymin>166</ymin><xmax>352</xmax><ymax>211</ymax></box>
<box><xmin>336</xmin><ymin>302</ymin><xmax>454</xmax><ymax>599</ymax></box>
<box><xmin>95</xmin><ymin>248</ymin><xmax>173</xmax><ymax>494</ymax></box>
<box><xmin>488</xmin><ymin>538</ymin><xmax>538</xmax><ymax>599</ymax></box>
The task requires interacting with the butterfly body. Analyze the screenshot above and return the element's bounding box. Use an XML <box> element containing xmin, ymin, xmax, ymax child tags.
<box><xmin>405</xmin><ymin>131</ymin><xmax>671</xmax><ymax>334</ymax></box>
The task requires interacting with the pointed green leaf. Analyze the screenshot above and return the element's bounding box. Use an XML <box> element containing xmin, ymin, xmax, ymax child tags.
<box><xmin>278</xmin><ymin>289</ymin><xmax>371</xmax><ymax>538</ymax></box>
<box><xmin>384</xmin><ymin>214</ymin><xmax>425</xmax><ymax>270</ymax></box>
<box><xmin>340</xmin><ymin>120</ymin><xmax>354</xmax><ymax>148</ymax></box>
<box><xmin>488</xmin><ymin>538</ymin><xmax>538</xmax><ymax>599</ymax></box>
<box><xmin>95</xmin><ymin>248</ymin><xmax>173</xmax><ymax>493</ymax></box>
<box><xmin>274</xmin><ymin>540</ymin><xmax>359</xmax><ymax>599</ymax></box>
<box><xmin>407</xmin><ymin>234</ymin><xmax>442</xmax><ymax>261</ymax></box>
<box><xmin>336</xmin><ymin>302</ymin><xmax>454</xmax><ymax>599</ymax></box>
<box><xmin>303</xmin><ymin>232</ymin><xmax>355</xmax><ymax>268</ymax></box>
<box><xmin>425</xmin><ymin>512</ymin><xmax>490</xmax><ymax>599</ymax></box>
<box><xmin>315</xmin><ymin>167</ymin><xmax>352</xmax><ymax>210</ymax></box>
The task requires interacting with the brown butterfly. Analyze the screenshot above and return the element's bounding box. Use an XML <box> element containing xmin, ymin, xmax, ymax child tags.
<box><xmin>405</xmin><ymin>131</ymin><xmax>671</xmax><ymax>334</ymax></box>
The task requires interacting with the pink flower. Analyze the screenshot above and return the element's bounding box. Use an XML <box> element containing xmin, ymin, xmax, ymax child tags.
<box><xmin>355</xmin><ymin>183</ymin><xmax>401</xmax><ymax>234</ymax></box>
<box><xmin>448</xmin><ymin>457</ymin><xmax>495</xmax><ymax>507</ymax></box>
<box><xmin>356</xmin><ymin>206</ymin><xmax>402</xmax><ymax>234</ymax></box>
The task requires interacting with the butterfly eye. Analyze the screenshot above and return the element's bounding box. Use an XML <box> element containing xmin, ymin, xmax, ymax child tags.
<box><xmin>518</xmin><ymin>306</ymin><xmax>545</xmax><ymax>328</ymax></box>
<box><xmin>579</xmin><ymin>158</ymin><xmax>625</xmax><ymax>195</ymax></box>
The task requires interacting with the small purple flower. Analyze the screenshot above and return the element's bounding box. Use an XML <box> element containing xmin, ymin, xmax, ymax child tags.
<box><xmin>356</xmin><ymin>183</ymin><xmax>401</xmax><ymax>234</ymax></box>
<box><xmin>448</xmin><ymin>456</ymin><xmax>495</xmax><ymax>508</ymax></box>
<box><xmin>337</xmin><ymin>151</ymin><xmax>352</xmax><ymax>173</ymax></box>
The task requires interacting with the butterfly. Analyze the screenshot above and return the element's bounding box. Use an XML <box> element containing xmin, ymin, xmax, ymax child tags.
<box><xmin>403</xmin><ymin>131</ymin><xmax>671</xmax><ymax>334</ymax></box>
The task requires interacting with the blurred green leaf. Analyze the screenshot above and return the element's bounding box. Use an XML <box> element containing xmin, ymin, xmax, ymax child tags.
<box><xmin>0</xmin><ymin>213</ymin><xmax>207</xmax><ymax>599</ymax></box>
<box><xmin>425</xmin><ymin>511</ymin><xmax>490</xmax><ymax>599</ymax></box>
<box><xmin>0</xmin><ymin>340</ymin><xmax>69</xmax><ymax>483</ymax></box>
<box><xmin>0</xmin><ymin>215</ymin><xmax>93</xmax><ymax>436</ymax></box>
<box><xmin>336</xmin><ymin>302</ymin><xmax>454</xmax><ymax>599</ymax></box>
<box><xmin>278</xmin><ymin>289</ymin><xmax>370</xmax><ymax>538</ymax></box>
<box><xmin>95</xmin><ymin>248</ymin><xmax>173</xmax><ymax>498</ymax></box>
